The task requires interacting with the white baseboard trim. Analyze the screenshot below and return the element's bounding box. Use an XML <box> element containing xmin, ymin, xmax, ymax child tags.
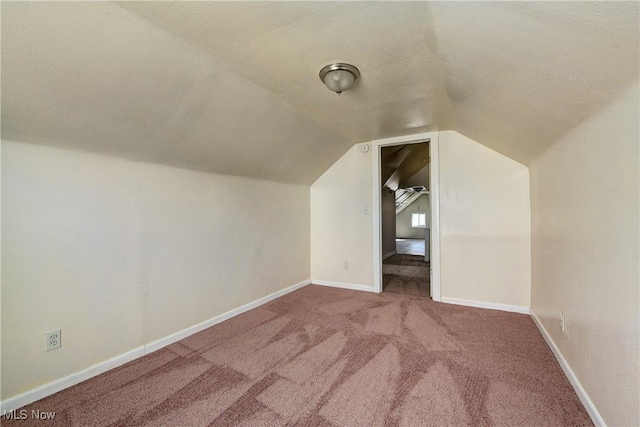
<box><xmin>382</xmin><ymin>250</ymin><xmax>397</xmax><ymax>260</ymax></box>
<box><xmin>0</xmin><ymin>278</ymin><xmax>311</xmax><ymax>413</ymax></box>
<box><xmin>440</xmin><ymin>297</ymin><xmax>530</xmax><ymax>314</ymax></box>
<box><xmin>311</xmin><ymin>280</ymin><xmax>375</xmax><ymax>293</ymax></box>
<box><xmin>0</xmin><ymin>347</ymin><xmax>145</xmax><ymax>413</ymax></box>
<box><xmin>144</xmin><ymin>279</ymin><xmax>311</xmax><ymax>354</ymax></box>
<box><xmin>530</xmin><ymin>310</ymin><xmax>604</xmax><ymax>427</ymax></box>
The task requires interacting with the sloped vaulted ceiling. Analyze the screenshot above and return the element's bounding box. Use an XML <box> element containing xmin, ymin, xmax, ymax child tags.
<box><xmin>2</xmin><ymin>2</ymin><xmax>638</xmax><ymax>185</ymax></box>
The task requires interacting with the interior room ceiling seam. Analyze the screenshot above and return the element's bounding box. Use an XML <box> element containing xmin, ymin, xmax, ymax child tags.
<box><xmin>4</xmin><ymin>2</ymin><xmax>638</xmax><ymax>181</ymax></box>
<box><xmin>113</xmin><ymin>3</ymin><xmax>365</xmax><ymax>145</ymax></box>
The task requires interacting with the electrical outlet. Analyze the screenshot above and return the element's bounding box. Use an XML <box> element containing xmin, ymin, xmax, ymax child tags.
<box><xmin>343</xmin><ymin>261</ymin><xmax>350</xmax><ymax>271</ymax></box>
<box><xmin>46</xmin><ymin>329</ymin><xmax>62</xmax><ymax>352</ymax></box>
<box><xmin>559</xmin><ymin>312</ymin><xmax>566</xmax><ymax>333</ymax></box>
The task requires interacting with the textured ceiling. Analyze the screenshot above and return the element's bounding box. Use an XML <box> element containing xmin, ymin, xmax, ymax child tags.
<box><xmin>2</xmin><ymin>2</ymin><xmax>638</xmax><ymax>184</ymax></box>
<box><xmin>430</xmin><ymin>1</ymin><xmax>639</xmax><ymax>162</ymax></box>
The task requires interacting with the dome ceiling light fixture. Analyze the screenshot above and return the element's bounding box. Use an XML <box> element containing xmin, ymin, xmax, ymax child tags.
<box><xmin>319</xmin><ymin>63</ymin><xmax>360</xmax><ymax>95</ymax></box>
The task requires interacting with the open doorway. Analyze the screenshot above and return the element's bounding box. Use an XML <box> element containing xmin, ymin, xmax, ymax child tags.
<box><xmin>380</xmin><ymin>143</ymin><xmax>431</xmax><ymax>297</ymax></box>
<box><xmin>372</xmin><ymin>132</ymin><xmax>441</xmax><ymax>300</ymax></box>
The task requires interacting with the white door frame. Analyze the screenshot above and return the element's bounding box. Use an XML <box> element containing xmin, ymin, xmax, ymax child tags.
<box><xmin>371</xmin><ymin>131</ymin><xmax>441</xmax><ymax>301</ymax></box>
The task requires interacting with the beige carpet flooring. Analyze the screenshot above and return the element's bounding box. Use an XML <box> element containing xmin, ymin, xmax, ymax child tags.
<box><xmin>2</xmin><ymin>285</ymin><xmax>592</xmax><ymax>426</ymax></box>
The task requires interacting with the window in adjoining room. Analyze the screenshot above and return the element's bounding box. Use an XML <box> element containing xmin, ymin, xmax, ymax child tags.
<box><xmin>412</xmin><ymin>212</ymin><xmax>426</xmax><ymax>228</ymax></box>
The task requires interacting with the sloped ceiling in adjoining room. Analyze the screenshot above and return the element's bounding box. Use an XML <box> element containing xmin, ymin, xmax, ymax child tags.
<box><xmin>2</xmin><ymin>2</ymin><xmax>638</xmax><ymax>185</ymax></box>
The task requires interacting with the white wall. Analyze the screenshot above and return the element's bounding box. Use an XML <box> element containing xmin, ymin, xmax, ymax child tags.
<box><xmin>396</xmin><ymin>194</ymin><xmax>431</xmax><ymax>239</ymax></box>
<box><xmin>1</xmin><ymin>140</ymin><xmax>310</xmax><ymax>401</ymax></box>
<box><xmin>310</xmin><ymin>143</ymin><xmax>373</xmax><ymax>288</ymax></box>
<box><xmin>311</xmin><ymin>133</ymin><xmax>530</xmax><ymax>307</ymax></box>
<box><xmin>529</xmin><ymin>82</ymin><xmax>639</xmax><ymax>427</ymax></box>
<box><xmin>439</xmin><ymin>131</ymin><xmax>531</xmax><ymax>309</ymax></box>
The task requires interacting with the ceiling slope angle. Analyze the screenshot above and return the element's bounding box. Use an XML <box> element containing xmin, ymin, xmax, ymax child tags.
<box><xmin>0</xmin><ymin>1</ymin><xmax>357</xmax><ymax>185</ymax></box>
<box><xmin>2</xmin><ymin>1</ymin><xmax>638</xmax><ymax>182</ymax></box>
<box><xmin>116</xmin><ymin>1</ymin><xmax>453</xmax><ymax>143</ymax></box>
<box><xmin>429</xmin><ymin>1</ymin><xmax>640</xmax><ymax>164</ymax></box>
<box><xmin>111</xmin><ymin>1</ymin><xmax>640</xmax><ymax>165</ymax></box>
